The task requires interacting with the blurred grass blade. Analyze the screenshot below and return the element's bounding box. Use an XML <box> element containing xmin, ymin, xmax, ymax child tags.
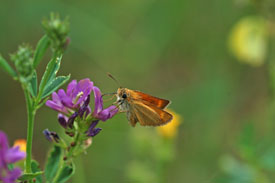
<box><xmin>45</xmin><ymin>146</ymin><xmax>62</xmax><ymax>182</ymax></box>
<box><xmin>28</xmin><ymin>71</ymin><xmax>38</xmax><ymax>97</ymax></box>
<box><xmin>38</xmin><ymin>54</ymin><xmax>62</xmax><ymax>100</ymax></box>
<box><xmin>33</xmin><ymin>35</ymin><xmax>50</xmax><ymax>68</ymax></box>
<box><xmin>0</xmin><ymin>55</ymin><xmax>17</xmax><ymax>78</ymax></box>
<box><xmin>41</xmin><ymin>75</ymin><xmax>70</xmax><ymax>99</ymax></box>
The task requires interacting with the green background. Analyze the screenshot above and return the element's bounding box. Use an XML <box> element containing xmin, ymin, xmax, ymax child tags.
<box><xmin>0</xmin><ymin>0</ymin><xmax>274</xmax><ymax>182</ymax></box>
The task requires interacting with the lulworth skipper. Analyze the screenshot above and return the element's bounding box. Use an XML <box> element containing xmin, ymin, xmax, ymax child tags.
<box><xmin>108</xmin><ymin>73</ymin><xmax>173</xmax><ymax>127</ymax></box>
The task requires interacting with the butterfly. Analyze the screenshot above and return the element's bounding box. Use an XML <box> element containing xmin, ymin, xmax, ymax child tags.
<box><xmin>116</xmin><ymin>87</ymin><xmax>173</xmax><ymax>127</ymax></box>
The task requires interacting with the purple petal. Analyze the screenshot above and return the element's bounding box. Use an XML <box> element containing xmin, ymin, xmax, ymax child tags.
<box><xmin>43</xmin><ymin>129</ymin><xmax>52</xmax><ymax>142</ymax></box>
<box><xmin>0</xmin><ymin>131</ymin><xmax>9</xmax><ymax>151</ymax></box>
<box><xmin>52</xmin><ymin>92</ymin><xmax>61</xmax><ymax>103</ymax></box>
<box><xmin>89</xmin><ymin>120</ymin><xmax>99</xmax><ymax>130</ymax></box>
<box><xmin>58</xmin><ymin>89</ymin><xmax>74</xmax><ymax>108</ymax></box>
<box><xmin>66</xmin><ymin>80</ymin><xmax>77</xmax><ymax>96</ymax></box>
<box><xmin>92</xmin><ymin>86</ymin><xmax>103</xmax><ymax>115</ymax></box>
<box><xmin>46</xmin><ymin>100</ymin><xmax>67</xmax><ymax>113</ymax></box>
<box><xmin>88</xmin><ymin>128</ymin><xmax>102</xmax><ymax>137</ymax></box>
<box><xmin>74</xmin><ymin>79</ymin><xmax>93</xmax><ymax>106</ymax></box>
<box><xmin>58</xmin><ymin>114</ymin><xmax>68</xmax><ymax>128</ymax></box>
<box><xmin>46</xmin><ymin>92</ymin><xmax>68</xmax><ymax>113</ymax></box>
<box><xmin>2</xmin><ymin>167</ymin><xmax>22</xmax><ymax>183</ymax></box>
<box><xmin>5</xmin><ymin>146</ymin><xmax>25</xmax><ymax>164</ymax></box>
<box><xmin>68</xmin><ymin>112</ymin><xmax>78</xmax><ymax>128</ymax></box>
<box><xmin>43</xmin><ymin>129</ymin><xmax>60</xmax><ymax>143</ymax></box>
<box><xmin>87</xmin><ymin>120</ymin><xmax>101</xmax><ymax>137</ymax></box>
<box><xmin>97</xmin><ymin>105</ymin><xmax>118</xmax><ymax>121</ymax></box>
<box><xmin>106</xmin><ymin>105</ymin><xmax>119</xmax><ymax>118</ymax></box>
<box><xmin>78</xmin><ymin>95</ymin><xmax>90</xmax><ymax>118</ymax></box>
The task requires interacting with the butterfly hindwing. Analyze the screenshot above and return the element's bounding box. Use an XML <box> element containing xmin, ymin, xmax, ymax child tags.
<box><xmin>131</xmin><ymin>100</ymin><xmax>173</xmax><ymax>126</ymax></box>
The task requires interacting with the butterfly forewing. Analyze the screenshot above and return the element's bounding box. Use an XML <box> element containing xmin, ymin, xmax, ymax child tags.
<box><xmin>129</xmin><ymin>90</ymin><xmax>170</xmax><ymax>109</ymax></box>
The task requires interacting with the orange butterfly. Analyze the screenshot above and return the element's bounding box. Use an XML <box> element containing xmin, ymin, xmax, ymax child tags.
<box><xmin>116</xmin><ymin>88</ymin><xmax>173</xmax><ymax>127</ymax></box>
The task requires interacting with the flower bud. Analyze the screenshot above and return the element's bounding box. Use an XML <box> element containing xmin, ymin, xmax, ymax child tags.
<box><xmin>43</xmin><ymin>129</ymin><xmax>60</xmax><ymax>143</ymax></box>
<box><xmin>10</xmin><ymin>44</ymin><xmax>34</xmax><ymax>82</ymax></box>
<box><xmin>42</xmin><ymin>13</ymin><xmax>70</xmax><ymax>52</ymax></box>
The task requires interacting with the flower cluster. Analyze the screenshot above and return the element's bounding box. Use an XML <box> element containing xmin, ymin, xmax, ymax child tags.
<box><xmin>45</xmin><ymin>78</ymin><xmax>118</xmax><ymax>139</ymax></box>
<box><xmin>0</xmin><ymin>131</ymin><xmax>25</xmax><ymax>183</ymax></box>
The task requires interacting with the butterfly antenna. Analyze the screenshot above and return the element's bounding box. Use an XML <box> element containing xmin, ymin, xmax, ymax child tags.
<box><xmin>107</xmin><ymin>72</ymin><xmax>121</xmax><ymax>87</ymax></box>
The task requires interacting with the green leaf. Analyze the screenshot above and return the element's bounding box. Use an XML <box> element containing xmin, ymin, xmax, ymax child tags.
<box><xmin>33</xmin><ymin>35</ymin><xmax>50</xmax><ymax>68</ymax></box>
<box><xmin>45</xmin><ymin>146</ymin><xmax>62</xmax><ymax>182</ymax></box>
<box><xmin>28</xmin><ymin>71</ymin><xmax>38</xmax><ymax>97</ymax></box>
<box><xmin>38</xmin><ymin>54</ymin><xmax>62</xmax><ymax>100</ymax></box>
<box><xmin>18</xmin><ymin>171</ymin><xmax>43</xmax><ymax>182</ymax></box>
<box><xmin>31</xmin><ymin>160</ymin><xmax>43</xmax><ymax>183</ymax></box>
<box><xmin>41</xmin><ymin>75</ymin><xmax>70</xmax><ymax>99</ymax></box>
<box><xmin>56</xmin><ymin>163</ymin><xmax>75</xmax><ymax>183</ymax></box>
<box><xmin>0</xmin><ymin>55</ymin><xmax>17</xmax><ymax>78</ymax></box>
<box><xmin>7</xmin><ymin>163</ymin><xmax>14</xmax><ymax>170</ymax></box>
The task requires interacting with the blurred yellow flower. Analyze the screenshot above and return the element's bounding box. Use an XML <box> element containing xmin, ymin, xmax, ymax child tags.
<box><xmin>157</xmin><ymin>109</ymin><xmax>181</xmax><ymax>139</ymax></box>
<box><xmin>13</xmin><ymin>139</ymin><xmax>26</xmax><ymax>152</ymax></box>
<box><xmin>228</xmin><ymin>16</ymin><xmax>268</xmax><ymax>66</ymax></box>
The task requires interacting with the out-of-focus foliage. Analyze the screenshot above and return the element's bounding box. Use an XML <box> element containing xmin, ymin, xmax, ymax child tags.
<box><xmin>228</xmin><ymin>16</ymin><xmax>267</xmax><ymax>66</ymax></box>
<box><xmin>1</xmin><ymin>0</ymin><xmax>275</xmax><ymax>182</ymax></box>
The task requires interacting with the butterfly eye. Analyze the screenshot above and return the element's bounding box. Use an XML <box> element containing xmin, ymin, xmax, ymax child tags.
<box><xmin>122</xmin><ymin>94</ymin><xmax>127</xmax><ymax>99</ymax></box>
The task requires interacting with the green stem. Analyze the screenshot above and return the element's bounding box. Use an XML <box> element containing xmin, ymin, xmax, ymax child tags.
<box><xmin>52</xmin><ymin>131</ymin><xmax>81</xmax><ymax>182</ymax></box>
<box><xmin>23</xmin><ymin>87</ymin><xmax>36</xmax><ymax>173</ymax></box>
<box><xmin>67</xmin><ymin>131</ymin><xmax>80</xmax><ymax>158</ymax></box>
<box><xmin>52</xmin><ymin>157</ymin><xmax>64</xmax><ymax>183</ymax></box>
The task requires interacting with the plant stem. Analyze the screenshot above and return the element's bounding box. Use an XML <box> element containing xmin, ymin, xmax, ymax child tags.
<box><xmin>23</xmin><ymin>87</ymin><xmax>36</xmax><ymax>173</ymax></box>
<box><xmin>52</xmin><ymin>157</ymin><xmax>64</xmax><ymax>183</ymax></box>
<box><xmin>52</xmin><ymin>131</ymin><xmax>81</xmax><ymax>183</ymax></box>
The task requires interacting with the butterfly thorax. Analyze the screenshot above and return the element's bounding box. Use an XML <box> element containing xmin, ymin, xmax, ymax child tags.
<box><xmin>116</xmin><ymin>87</ymin><xmax>131</xmax><ymax>111</ymax></box>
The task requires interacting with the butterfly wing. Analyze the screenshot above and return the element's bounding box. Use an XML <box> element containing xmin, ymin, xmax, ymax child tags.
<box><xmin>131</xmin><ymin>100</ymin><xmax>173</xmax><ymax>126</ymax></box>
<box><xmin>129</xmin><ymin>90</ymin><xmax>170</xmax><ymax>109</ymax></box>
<box><xmin>126</xmin><ymin>109</ymin><xmax>139</xmax><ymax>127</ymax></box>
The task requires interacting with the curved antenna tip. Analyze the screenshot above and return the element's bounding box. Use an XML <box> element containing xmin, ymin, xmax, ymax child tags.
<box><xmin>107</xmin><ymin>72</ymin><xmax>121</xmax><ymax>87</ymax></box>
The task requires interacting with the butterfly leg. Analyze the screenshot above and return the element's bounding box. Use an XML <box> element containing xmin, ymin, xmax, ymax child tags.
<box><xmin>102</xmin><ymin>93</ymin><xmax>116</xmax><ymax>102</ymax></box>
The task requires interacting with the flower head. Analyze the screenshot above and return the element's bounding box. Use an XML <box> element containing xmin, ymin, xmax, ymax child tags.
<box><xmin>46</xmin><ymin>78</ymin><xmax>118</xmax><ymax>140</ymax></box>
<box><xmin>46</xmin><ymin>79</ymin><xmax>93</xmax><ymax>114</ymax></box>
<box><xmin>157</xmin><ymin>109</ymin><xmax>181</xmax><ymax>139</ymax></box>
<box><xmin>0</xmin><ymin>131</ymin><xmax>25</xmax><ymax>183</ymax></box>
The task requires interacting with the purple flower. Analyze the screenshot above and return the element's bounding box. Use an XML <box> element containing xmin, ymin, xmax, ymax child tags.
<box><xmin>46</xmin><ymin>78</ymin><xmax>119</xmax><ymax>139</ymax></box>
<box><xmin>57</xmin><ymin>95</ymin><xmax>91</xmax><ymax>129</ymax></box>
<box><xmin>92</xmin><ymin>86</ymin><xmax>118</xmax><ymax>121</ymax></box>
<box><xmin>46</xmin><ymin>79</ymin><xmax>93</xmax><ymax>114</ymax></box>
<box><xmin>0</xmin><ymin>131</ymin><xmax>25</xmax><ymax>183</ymax></box>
